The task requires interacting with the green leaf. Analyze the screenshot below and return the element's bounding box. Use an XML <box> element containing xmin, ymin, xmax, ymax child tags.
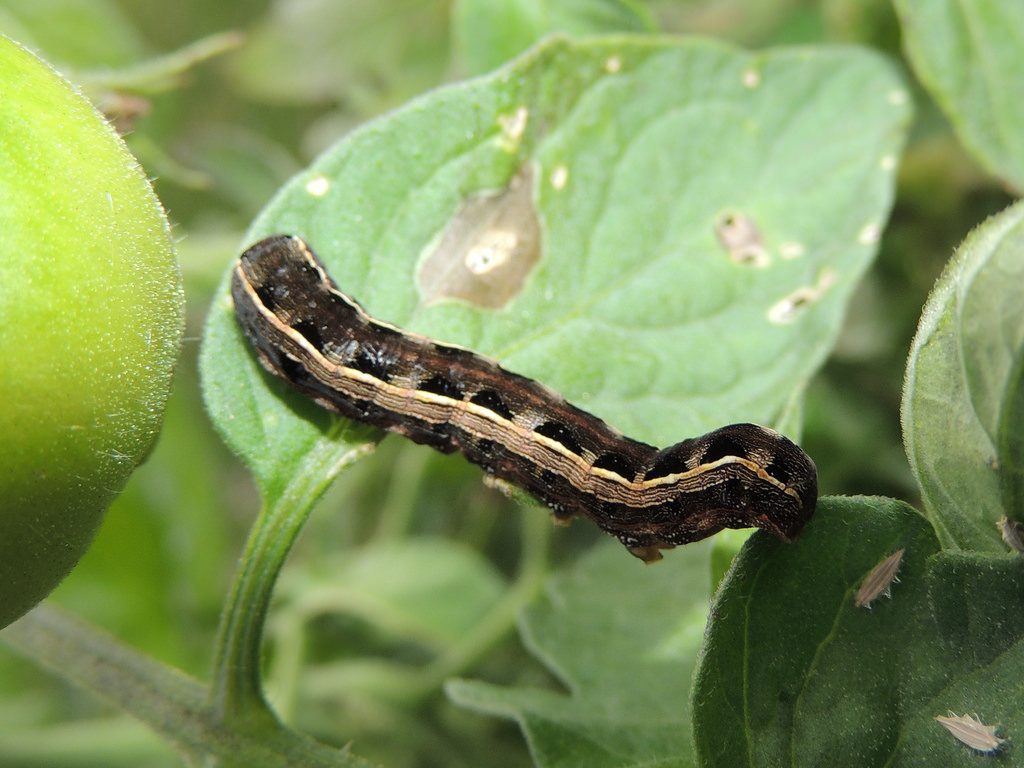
<box><xmin>693</xmin><ymin>495</ymin><xmax>1024</xmax><ymax>767</ymax></box>
<box><xmin>448</xmin><ymin>538</ymin><xmax>714</xmax><ymax>767</ymax></box>
<box><xmin>895</xmin><ymin>0</ymin><xmax>1024</xmax><ymax>190</ymax></box>
<box><xmin>453</xmin><ymin>0</ymin><xmax>656</xmax><ymax>75</ymax></box>
<box><xmin>902</xmin><ymin>200</ymin><xmax>1024</xmax><ymax>551</ymax></box>
<box><xmin>275</xmin><ymin>539</ymin><xmax>506</xmax><ymax>650</ymax></box>
<box><xmin>201</xmin><ymin>36</ymin><xmax>911</xmax><ymax>502</ymax></box>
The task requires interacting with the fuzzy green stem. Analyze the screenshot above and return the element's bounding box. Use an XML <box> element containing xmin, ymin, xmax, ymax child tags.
<box><xmin>1</xmin><ymin>605</ymin><xmax>371</xmax><ymax>767</ymax></box>
<box><xmin>208</xmin><ymin>437</ymin><xmax>375</xmax><ymax>720</ymax></box>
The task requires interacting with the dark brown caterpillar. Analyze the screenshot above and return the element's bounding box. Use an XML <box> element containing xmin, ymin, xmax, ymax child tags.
<box><xmin>232</xmin><ymin>235</ymin><xmax>817</xmax><ymax>562</ymax></box>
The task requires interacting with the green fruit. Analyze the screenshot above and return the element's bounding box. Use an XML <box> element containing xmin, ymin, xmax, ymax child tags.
<box><xmin>0</xmin><ymin>36</ymin><xmax>183</xmax><ymax>629</ymax></box>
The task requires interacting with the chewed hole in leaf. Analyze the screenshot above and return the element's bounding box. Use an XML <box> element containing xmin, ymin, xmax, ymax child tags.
<box><xmin>305</xmin><ymin>174</ymin><xmax>330</xmax><ymax>197</ymax></box>
<box><xmin>779</xmin><ymin>241</ymin><xmax>805</xmax><ymax>259</ymax></box>
<box><xmin>888</xmin><ymin>89</ymin><xmax>909</xmax><ymax>106</ymax></box>
<box><xmin>715</xmin><ymin>211</ymin><xmax>769</xmax><ymax>266</ymax></box>
<box><xmin>768</xmin><ymin>270</ymin><xmax>836</xmax><ymax>324</ymax></box>
<box><xmin>549</xmin><ymin>164</ymin><xmax>568</xmax><ymax>190</ymax></box>
<box><xmin>742</xmin><ymin>67</ymin><xmax>761</xmax><ymax>88</ymax></box>
<box><xmin>858</xmin><ymin>222</ymin><xmax>882</xmax><ymax>245</ymax></box>
<box><xmin>417</xmin><ymin>164</ymin><xmax>540</xmax><ymax>309</ymax></box>
<box><xmin>497</xmin><ymin>106</ymin><xmax>529</xmax><ymax>152</ymax></box>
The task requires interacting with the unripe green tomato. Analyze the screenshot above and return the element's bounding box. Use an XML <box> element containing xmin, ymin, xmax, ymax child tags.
<box><xmin>0</xmin><ymin>37</ymin><xmax>183</xmax><ymax>629</ymax></box>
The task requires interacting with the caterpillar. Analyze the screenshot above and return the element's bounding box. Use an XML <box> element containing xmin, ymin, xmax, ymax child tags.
<box><xmin>232</xmin><ymin>234</ymin><xmax>817</xmax><ymax>562</ymax></box>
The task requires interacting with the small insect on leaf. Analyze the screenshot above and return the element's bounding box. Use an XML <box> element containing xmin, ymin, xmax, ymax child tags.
<box><xmin>997</xmin><ymin>516</ymin><xmax>1024</xmax><ymax>553</ymax></box>
<box><xmin>854</xmin><ymin>547</ymin><xmax>905</xmax><ymax>608</ymax></box>
<box><xmin>935</xmin><ymin>712</ymin><xmax>1006</xmax><ymax>754</ymax></box>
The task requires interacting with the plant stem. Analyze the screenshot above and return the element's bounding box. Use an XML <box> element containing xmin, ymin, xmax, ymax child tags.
<box><xmin>208</xmin><ymin>435</ymin><xmax>374</xmax><ymax>721</ymax></box>
<box><xmin>370</xmin><ymin>442</ymin><xmax>433</xmax><ymax>543</ymax></box>
<box><xmin>1</xmin><ymin>605</ymin><xmax>371</xmax><ymax>767</ymax></box>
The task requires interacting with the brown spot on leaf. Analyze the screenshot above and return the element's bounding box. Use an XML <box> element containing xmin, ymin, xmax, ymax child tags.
<box><xmin>418</xmin><ymin>165</ymin><xmax>541</xmax><ymax>309</ymax></box>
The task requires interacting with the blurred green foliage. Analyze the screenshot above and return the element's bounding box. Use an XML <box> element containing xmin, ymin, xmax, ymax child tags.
<box><xmin>0</xmin><ymin>1</ymin><xmax>1015</xmax><ymax>767</ymax></box>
